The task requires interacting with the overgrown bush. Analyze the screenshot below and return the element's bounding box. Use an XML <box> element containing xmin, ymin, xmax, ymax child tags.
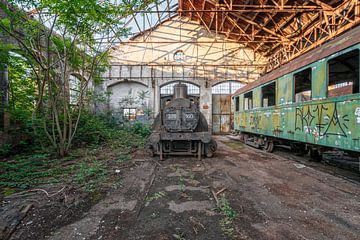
<box><xmin>129</xmin><ymin>121</ymin><xmax>152</xmax><ymax>138</ymax></box>
<box><xmin>73</xmin><ymin>112</ymin><xmax>114</xmax><ymax>146</ymax></box>
<box><xmin>73</xmin><ymin>112</ymin><xmax>150</xmax><ymax>148</ymax></box>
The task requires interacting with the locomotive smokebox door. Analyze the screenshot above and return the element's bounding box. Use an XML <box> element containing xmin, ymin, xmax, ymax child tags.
<box><xmin>148</xmin><ymin>83</ymin><xmax>217</xmax><ymax>159</ymax></box>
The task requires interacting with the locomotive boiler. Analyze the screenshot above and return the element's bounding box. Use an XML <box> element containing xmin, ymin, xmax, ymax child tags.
<box><xmin>148</xmin><ymin>83</ymin><xmax>217</xmax><ymax>160</ymax></box>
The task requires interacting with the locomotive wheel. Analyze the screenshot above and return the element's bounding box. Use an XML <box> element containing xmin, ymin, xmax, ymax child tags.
<box><xmin>198</xmin><ymin>142</ymin><xmax>202</xmax><ymax>160</ymax></box>
<box><xmin>159</xmin><ymin>142</ymin><xmax>164</xmax><ymax>161</ymax></box>
<box><xmin>263</xmin><ymin>140</ymin><xmax>274</xmax><ymax>153</ymax></box>
<box><xmin>205</xmin><ymin>140</ymin><xmax>217</xmax><ymax>158</ymax></box>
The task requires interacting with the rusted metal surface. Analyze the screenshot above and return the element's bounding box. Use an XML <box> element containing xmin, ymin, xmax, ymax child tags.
<box><xmin>149</xmin><ymin>83</ymin><xmax>217</xmax><ymax>158</ymax></box>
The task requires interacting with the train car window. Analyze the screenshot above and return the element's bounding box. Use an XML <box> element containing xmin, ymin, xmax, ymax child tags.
<box><xmin>294</xmin><ymin>68</ymin><xmax>312</xmax><ymax>102</ymax></box>
<box><xmin>327</xmin><ymin>49</ymin><xmax>359</xmax><ymax>97</ymax></box>
<box><xmin>244</xmin><ymin>91</ymin><xmax>253</xmax><ymax>110</ymax></box>
<box><xmin>235</xmin><ymin>96</ymin><xmax>240</xmax><ymax>111</ymax></box>
<box><xmin>261</xmin><ymin>82</ymin><xmax>276</xmax><ymax>107</ymax></box>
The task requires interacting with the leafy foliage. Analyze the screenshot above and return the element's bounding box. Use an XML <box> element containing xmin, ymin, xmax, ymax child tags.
<box><xmin>0</xmin><ymin>0</ymin><xmax>157</xmax><ymax>157</ymax></box>
<box><xmin>218</xmin><ymin>197</ymin><xmax>238</xmax><ymax>238</ymax></box>
<box><xmin>129</xmin><ymin>121</ymin><xmax>152</xmax><ymax>138</ymax></box>
<box><xmin>146</xmin><ymin>191</ymin><xmax>166</xmax><ymax>203</ymax></box>
<box><xmin>74</xmin><ymin>160</ymin><xmax>107</xmax><ymax>192</ymax></box>
<box><xmin>0</xmin><ymin>153</ymin><xmax>62</xmax><ymax>189</ymax></box>
<box><xmin>0</xmin><ymin>114</ymin><xmax>150</xmax><ymax>194</ymax></box>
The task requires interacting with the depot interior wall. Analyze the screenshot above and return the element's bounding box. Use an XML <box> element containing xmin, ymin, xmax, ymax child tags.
<box><xmin>102</xmin><ymin>16</ymin><xmax>267</xmax><ymax>126</ymax></box>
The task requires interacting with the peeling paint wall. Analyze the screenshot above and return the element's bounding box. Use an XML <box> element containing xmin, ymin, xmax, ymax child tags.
<box><xmin>102</xmin><ymin>16</ymin><xmax>267</xmax><ymax>127</ymax></box>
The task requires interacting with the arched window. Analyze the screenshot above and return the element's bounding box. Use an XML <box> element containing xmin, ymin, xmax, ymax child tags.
<box><xmin>173</xmin><ymin>50</ymin><xmax>185</xmax><ymax>62</ymax></box>
<box><xmin>160</xmin><ymin>81</ymin><xmax>199</xmax><ymax>95</ymax></box>
<box><xmin>212</xmin><ymin>81</ymin><xmax>244</xmax><ymax>94</ymax></box>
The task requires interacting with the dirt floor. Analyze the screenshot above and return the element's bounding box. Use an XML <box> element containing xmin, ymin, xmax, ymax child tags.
<box><xmin>2</xmin><ymin>136</ymin><xmax>360</xmax><ymax>240</ymax></box>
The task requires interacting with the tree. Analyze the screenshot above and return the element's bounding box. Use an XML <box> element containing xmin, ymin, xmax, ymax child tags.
<box><xmin>0</xmin><ymin>0</ymin><xmax>156</xmax><ymax>156</ymax></box>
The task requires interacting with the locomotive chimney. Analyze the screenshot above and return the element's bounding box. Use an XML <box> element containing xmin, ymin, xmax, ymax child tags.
<box><xmin>173</xmin><ymin>83</ymin><xmax>188</xmax><ymax>99</ymax></box>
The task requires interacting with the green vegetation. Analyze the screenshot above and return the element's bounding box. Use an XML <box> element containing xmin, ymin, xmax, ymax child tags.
<box><xmin>0</xmin><ymin>0</ymin><xmax>156</xmax><ymax>157</ymax></box>
<box><xmin>0</xmin><ymin>114</ymin><xmax>151</xmax><ymax>195</ymax></box>
<box><xmin>218</xmin><ymin>196</ymin><xmax>238</xmax><ymax>239</ymax></box>
<box><xmin>0</xmin><ymin>0</ymin><xmax>156</xmax><ymax>198</ymax></box>
<box><xmin>146</xmin><ymin>191</ymin><xmax>166</xmax><ymax>203</ymax></box>
<box><xmin>74</xmin><ymin>160</ymin><xmax>107</xmax><ymax>193</ymax></box>
<box><xmin>222</xmin><ymin>141</ymin><xmax>244</xmax><ymax>150</ymax></box>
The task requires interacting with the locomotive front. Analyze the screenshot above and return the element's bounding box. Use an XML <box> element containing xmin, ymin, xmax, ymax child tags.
<box><xmin>163</xmin><ymin>84</ymin><xmax>199</xmax><ymax>132</ymax></box>
<box><xmin>149</xmin><ymin>83</ymin><xmax>217</xmax><ymax>160</ymax></box>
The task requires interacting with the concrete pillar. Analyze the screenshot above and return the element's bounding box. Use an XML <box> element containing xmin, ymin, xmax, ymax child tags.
<box><xmin>199</xmin><ymin>80</ymin><xmax>212</xmax><ymax>131</ymax></box>
<box><xmin>154</xmin><ymin>80</ymin><xmax>160</xmax><ymax>116</ymax></box>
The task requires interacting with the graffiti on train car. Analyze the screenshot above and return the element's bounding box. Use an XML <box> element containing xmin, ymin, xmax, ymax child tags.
<box><xmin>295</xmin><ymin>102</ymin><xmax>350</xmax><ymax>137</ymax></box>
<box><xmin>250</xmin><ymin>113</ymin><xmax>261</xmax><ymax>130</ymax></box>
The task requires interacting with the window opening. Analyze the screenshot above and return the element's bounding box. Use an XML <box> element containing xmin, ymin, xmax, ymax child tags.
<box><xmin>174</xmin><ymin>50</ymin><xmax>185</xmax><ymax>62</ymax></box>
<box><xmin>235</xmin><ymin>97</ymin><xmax>240</xmax><ymax>111</ymax></box>
<box><xmin>328</xmin><ymin>49</ymin><xmax>359</xmax><ymax>97</ymax></box>
<box><xmin>244</xmin><ymin>91</ymin><xmax>253</xmax><ymax>110</ymax></box>
<box><xmin>160</xmin><ymin>82</ymin><xmax>199</xmax><ymax>95</ymax></box>
<box><xmin>294</xmin><ymin>68</ymin><xmax>312</xmax><ymax>102</ymax></box>
<box><xmin>212</xmin><ymin>81</ymin><xmax>244</xmax><ymax>94</ymax></box>
<box><xmin>261</xmin><ymin>82</ymin><xmax>276</xmax><ymax>107</ymax></box>
<box><xmin>123</xmin><ymin>108</ymin><xmax>137</xmax><ymax>121</ymax></box>
<box><xmin>69</xmin><ymin>75</ymin><xmax>81</xmax><ymax>105</ymax></box>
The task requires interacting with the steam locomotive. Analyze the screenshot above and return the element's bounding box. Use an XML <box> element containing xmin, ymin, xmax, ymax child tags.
<box><xmin>148</xmin><ymin>83</ymin><xmax>217</xmax><ymax>160</ymax></box>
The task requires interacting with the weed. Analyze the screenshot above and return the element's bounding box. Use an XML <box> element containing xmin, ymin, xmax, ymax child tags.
<box><xmin>150</xmin><ymin>212</ymin><xmax>158</xmax><ymax>219</ymax></box>
<box><xmin>116</xmin><ymin>154</ymin><xmax>132</xmax><ymax>163</ymax></box>
<box><xmin>74</xmin><ymin>161</ymin><xmax>108</xmax><ymax>192</ymax></box>
<box><xmin>188</xmin><ymin>171</ymin><xmax>195</xmax><ymax>180</ymax></box>
<box><xmin>218</xmin><ymin>196</ymin><xmax>238</xmax><ymax>239</ymax></box>
<box><xmin>223</xmin><ymin>141</ymin><xmax>244</xmax><ymax>150</ymax></box>
<box><xmin>0</xmin><ymin>153</ymin><xmax>64</xmax><ymax>190</ymax></box>
<box><xmin>146</xmin><ymin>191</ymin><xmax>166</xmax><ymax>203</ymax></box>
<box><xmin>173</xmin><ymin>228</ymin><xmax>187</xmax><ymax>240</ymax></box>
<box><xmin>0</xmin><ymin>114</ymin><xmax>148</xmax><ymax>196</ymax></box>
<box><xmin>0</xmin><ymin>144</ymin><xmax>12</xmax><ymax>157</ymax></box>
<box><xmin>2</xmin><ymin>187</ymin><xmax>16</xmax><ymax>196</ymax></box>
<box><xmin>179</xmin><ymin>176</ymin><xmax>186</xmax><ymax>192</ymax></box>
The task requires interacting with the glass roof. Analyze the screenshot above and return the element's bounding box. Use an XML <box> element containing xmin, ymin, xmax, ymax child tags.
<box><xmin>119</xmin><ymin>0</ymin><xmax>179</xmax><ymax>42</ymax></box>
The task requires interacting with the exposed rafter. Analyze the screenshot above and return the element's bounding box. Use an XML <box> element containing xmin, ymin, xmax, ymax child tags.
<box><xmin>123</xmin><ymin>0</ymin><xmax>360</xmax><ymax>74</ymax></box>
<box><xmin>179</xmin><ymin>0</ymin><xmax>360</xmax><ymax>72</ymax></box>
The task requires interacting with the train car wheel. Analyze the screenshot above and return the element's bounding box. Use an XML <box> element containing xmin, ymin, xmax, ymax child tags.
<box><xmin>239</xmin><ymin>133</ymin><xmax>245</xmax><ymax>142</ymax></box>
<box><xmin>159</xmin><ymin>142</ymin><xmax>164</xmax><ymax>161</ymax></box>
<box><xmin>263</xmin><ymin>140</ymin><xmax>274</xmax><ymax>153</ymax></box>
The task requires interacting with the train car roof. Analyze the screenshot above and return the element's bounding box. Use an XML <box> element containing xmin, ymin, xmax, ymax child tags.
<box><xmin>233</xmin><ymin>25</ymin><xmax>360</xmax><ymax>96</ymax></box>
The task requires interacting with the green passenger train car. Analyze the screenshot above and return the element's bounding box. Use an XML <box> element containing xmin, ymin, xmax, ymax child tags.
<box><xmin>233</xmin><ymin>25</ymin><xmax>360</xmax><ymax>161</ymax></box>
